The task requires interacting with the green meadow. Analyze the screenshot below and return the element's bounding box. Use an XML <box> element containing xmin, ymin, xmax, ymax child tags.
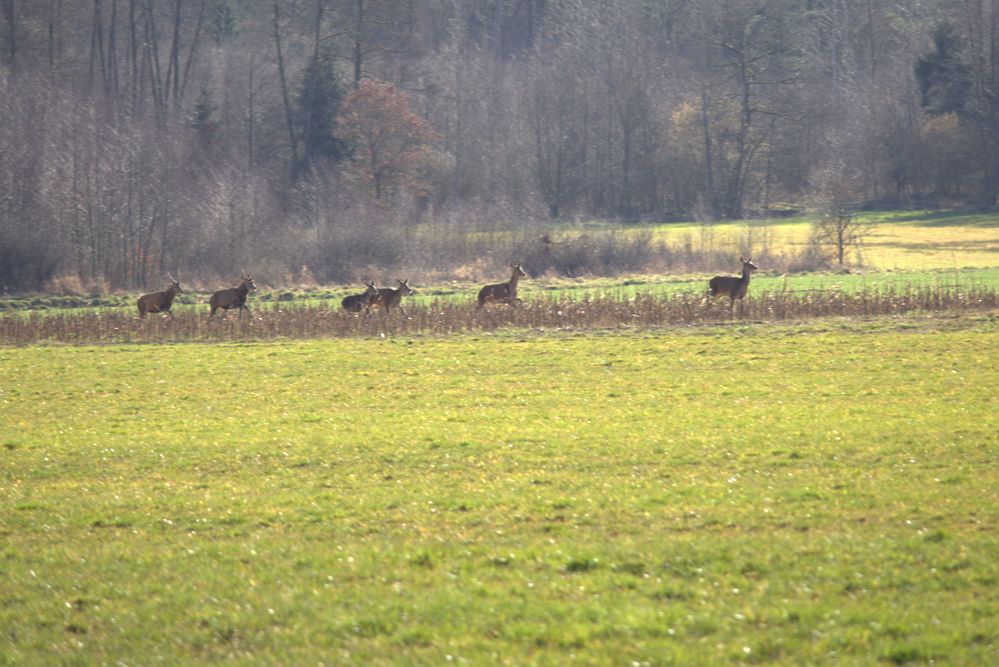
<box><xmin>2</xmin><ymin>316</ymin><xmax>998</xmax><ymax>665</ymax></box>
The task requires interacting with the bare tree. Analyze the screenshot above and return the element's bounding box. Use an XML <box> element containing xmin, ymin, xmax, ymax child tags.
<box><xmin>812</xmin><ymin>206</ymin><xmax>869</xmax><ymax>267</ymax></box>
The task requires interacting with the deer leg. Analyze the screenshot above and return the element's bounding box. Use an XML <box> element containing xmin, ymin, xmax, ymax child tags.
<box><xmin>399</xmin><ymin>305</ymin><xmax>409</xmax><ymax>317</ymax></box>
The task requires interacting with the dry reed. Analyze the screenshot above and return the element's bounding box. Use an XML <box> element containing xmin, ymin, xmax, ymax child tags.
<box><xmin>0</xmin><ymin>285</ymin><xmax>996</xmax><ymax>346</ymax></box>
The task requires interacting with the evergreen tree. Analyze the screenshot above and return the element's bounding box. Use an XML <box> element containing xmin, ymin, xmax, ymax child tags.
<box><xmin>296</xmin><ymin>49</ymin><xmax>348</xmax><ymax>176</ymax></box>
<box><xmin>915</xmin><ymin>23</ymin><xmax>971</xmax><ymax>115</ymax></box>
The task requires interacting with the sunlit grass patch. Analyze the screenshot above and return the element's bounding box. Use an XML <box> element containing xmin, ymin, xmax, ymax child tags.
<box><xmin>862</xmin><ymin>223</ymin><xmax>999</xmax><ymax>270</ymax></box>
<box><xmin>628</xmin><ymin>213</ymin><xmax>999</xmax><ymax>270</ymax></box>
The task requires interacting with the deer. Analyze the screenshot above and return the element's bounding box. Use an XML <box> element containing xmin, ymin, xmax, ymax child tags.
<box><xmin>708</xmin><ymin>257</ymin><xmax>759</xmax><ymax>312</ymax></box>
<box><xmin>137</xmin><ymin>273</ymin><xmax>183</xmax><ymax>318</ymax></box>
<box><xmin>341</xmin><ymin>281</ymin><xmax>380</xmax><ymax>314</ymax></box>
<box><xmin>370</xmin><ymin>279</ymin><xmax>416</xmax><ymax>317</ymax></box>
<box><xmin>209</xmin><ymin>273</ymin><xmax>256</xmax><ymax>319</ymax></box>
<box><xmin>477</xmin><ymin>264</ymin><xmax>529</xmax><ymax>310</ymax></box>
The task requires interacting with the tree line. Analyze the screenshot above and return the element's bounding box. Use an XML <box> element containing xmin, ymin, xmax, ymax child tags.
<box><xmin>0</xmin><ymin>0</ymin><xmax>995</xmax><ymax>291</ymax></box>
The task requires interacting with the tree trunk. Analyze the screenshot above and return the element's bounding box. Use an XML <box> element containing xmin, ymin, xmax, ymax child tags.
<box><xmin>165</xmin><ymin>0</ymin><xmax>182</xmax><ymax>109</ymax></box>
<box><xmin>272</xmin><ymin>0</ymin><xmax>299</xmax><ymax>179</ymax></box>
<box><xmin>353</xmin><ymin>0</ymin><xmax>364</xmax><ymax>87</ymax></box>
<box><xmin>47</xmin><ymin>0</ymin><xmax>60</xmax><ymax>67</ymax></box>
<box><xmin>142</xmin><ymin>0</ymin><xmax>165</xmax><ymax>115</ymax></box>
<box><xmin>107</xmin><ymin>0</ymin><xmax>119</xmax><ymax>94</ymax></box>
<box><xmin>1</xmin><ymin>0</ymin><xmax>15</xmax><ymax>69</ymax></box>
<box><xmin>89</xmin><ymin>0</ymin><xmax>107</xmax><ymax>92</ymax></box>
<box><xmin>699</xmin><ymin>88</ymin><xmax>718</xmax><ymax>219</ymax></box>
<box><xmin>179</xmin><ymin>0</ymin><xmax>205</xmax><ymax>101</ymax></box>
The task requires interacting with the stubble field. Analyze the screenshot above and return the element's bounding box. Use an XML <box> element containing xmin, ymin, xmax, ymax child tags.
<box><xmin>2</xmin><ymin>316</ymin><xmax>998</xmax><ymax>665</ymax></box>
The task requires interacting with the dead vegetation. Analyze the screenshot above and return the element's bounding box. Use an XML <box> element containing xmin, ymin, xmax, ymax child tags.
<box><xmin>1</xmin><ymin>284</ymin><xmax>995</xmax><ymax>346</ymax></box>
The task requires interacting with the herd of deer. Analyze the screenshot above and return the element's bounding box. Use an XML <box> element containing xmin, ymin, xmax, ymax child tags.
<box><xmin>136</xmin><ymin>258</ymin><xmax>759</xmax><ymax>320</ymax></box>
<box><xmin>137</xmin><ymin>272</ymin><xmax>258</xmax><ymax>319</ymax></box>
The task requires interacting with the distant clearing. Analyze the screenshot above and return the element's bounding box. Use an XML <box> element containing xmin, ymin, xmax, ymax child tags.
<box><xmin>594</xmin><ymin>211</ymin><xmax>999</xmax><ymax>270</ymax></box>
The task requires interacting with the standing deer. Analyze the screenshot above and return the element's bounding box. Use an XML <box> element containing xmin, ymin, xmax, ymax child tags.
<box><xmin>137</xmin><ymin>274</ymin><xmax>183</xmax><ymax>318</ymax></box>
<box><xmin>370</xmin><ymin>279</ymin><xmax>416</xmax><ymax>317</ymax></box>
<box><xmin>210</xmin><ymin>273</ymin><xmax>256</xmax><ymax>319</ymax></box>
<box><xmin>708</xmin><ymin>257</ymin><xmax>759</xmax><ymax>312</ymax></box>
<box><xmin>341</xmin><ymin>281</ymin><xmax>380</xmax><ymax>314</ymax></box>
<box><xmin>477</xmin><ymin>264</ymin><xmax>529</xmax><ymax>310</ymax></box>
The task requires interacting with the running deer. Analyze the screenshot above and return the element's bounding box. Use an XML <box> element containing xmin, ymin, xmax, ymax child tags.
<box><xmin>137</xmin><ymin>274</ymin><xmax>183</xmax><ymax>318</ymax></box>
<box><xmin>708</xmin><ymin>257</ymin><xmax>759</xmax><ymax>311</ymax></box>
<box><xmin>370</xmin><ymin>279</ymin><xmax>416</xmax><ymax>317</ymax></box>
<box><xmin>341</xmin><ymin>281</ymin><xmax>380</xmax><ymax>313</ymax></box>
<box><xmin>477</xmin><ymin>264</ymin><xmax>529</xmax><ymax>310</ymax></box>
<box><xmin>210</xmin><ymin>273</ymin><xmax>256</xmax><ymax>319</ymax></box>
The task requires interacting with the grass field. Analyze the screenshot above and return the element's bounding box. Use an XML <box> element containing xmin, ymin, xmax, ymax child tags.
<box><xmin>3</xmin><ymin>316</ymin><xmax>998</xmax><ymax>665</ymax></box>
<box><xmin>598</xmin><ymin>210</ymin><xmax>999</xmax><ymax>271</ymax></box>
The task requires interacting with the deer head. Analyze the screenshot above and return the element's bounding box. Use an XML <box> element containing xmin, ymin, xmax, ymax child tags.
<box><xmin>167</xmin><ymin>272</ymin><xmax>183</xmax><ymax>293</ymax></box>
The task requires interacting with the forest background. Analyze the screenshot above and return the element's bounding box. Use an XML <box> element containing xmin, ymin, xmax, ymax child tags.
<box><xmin>1</xmin><ymin>0</ymin><xmax>996</xmax><ymax>292</ymax></box>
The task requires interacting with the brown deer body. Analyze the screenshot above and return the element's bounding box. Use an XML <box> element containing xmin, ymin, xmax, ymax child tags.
<box><xmin>370</xmin><ymin>279</ymin><xmax>415</xmax><ymax>316</ymax></box>
<box><xmin>137</xmin><ymin>274</ymin><xmax>182</xmax><ymax>318</ymax></box>
<box><xmin>210</xmin><ymin>274</ymin><xmax>256</xmax><ymax>319</ymax></box>
<box><xmin>708</xmin><ymin>257</ymin><xmax>759</xmax><ymax>311</ymax></box>
<box><xmin>477</xmin><ymin>264</ymin><xmax>528</xmax><ymax>309</ymax></box>
<box><xmin>341</xmin><ymin>282</ymin><xmax>380</xmax><ymax>313</ymax></box>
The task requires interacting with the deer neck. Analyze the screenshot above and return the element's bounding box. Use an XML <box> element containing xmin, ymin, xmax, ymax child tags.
<box><xmin>508</xmin><ymin>271</ymin><xmax>521</xmax><ymax>295</ymax></box>
<box><xmin>741</xmin><ymin>267</ymin><xmax>753</xmax><ymax>285</ymax></box>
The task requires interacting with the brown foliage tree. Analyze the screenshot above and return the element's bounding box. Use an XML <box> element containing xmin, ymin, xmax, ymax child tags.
<box><xmin>337</xmin><ymin>80</ymin><xmax>437</xmax><ymax>200</ymax></box>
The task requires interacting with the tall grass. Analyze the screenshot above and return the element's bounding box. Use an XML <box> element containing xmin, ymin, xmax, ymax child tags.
<box><xmin>1</xmin><ymin>283</ymin><xmax>995</xmax><ymax>345</ymax></box>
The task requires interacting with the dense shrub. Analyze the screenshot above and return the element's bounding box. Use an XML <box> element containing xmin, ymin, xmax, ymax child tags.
<box><xmin>0</xmin><ymin>230</ymin><xmax>60</xmax><ymax>293</ymax></box>
<box><xmin>307</xmin><ymin>224</ymin><xmax>406</xmax><ymax>283</ymax></box>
